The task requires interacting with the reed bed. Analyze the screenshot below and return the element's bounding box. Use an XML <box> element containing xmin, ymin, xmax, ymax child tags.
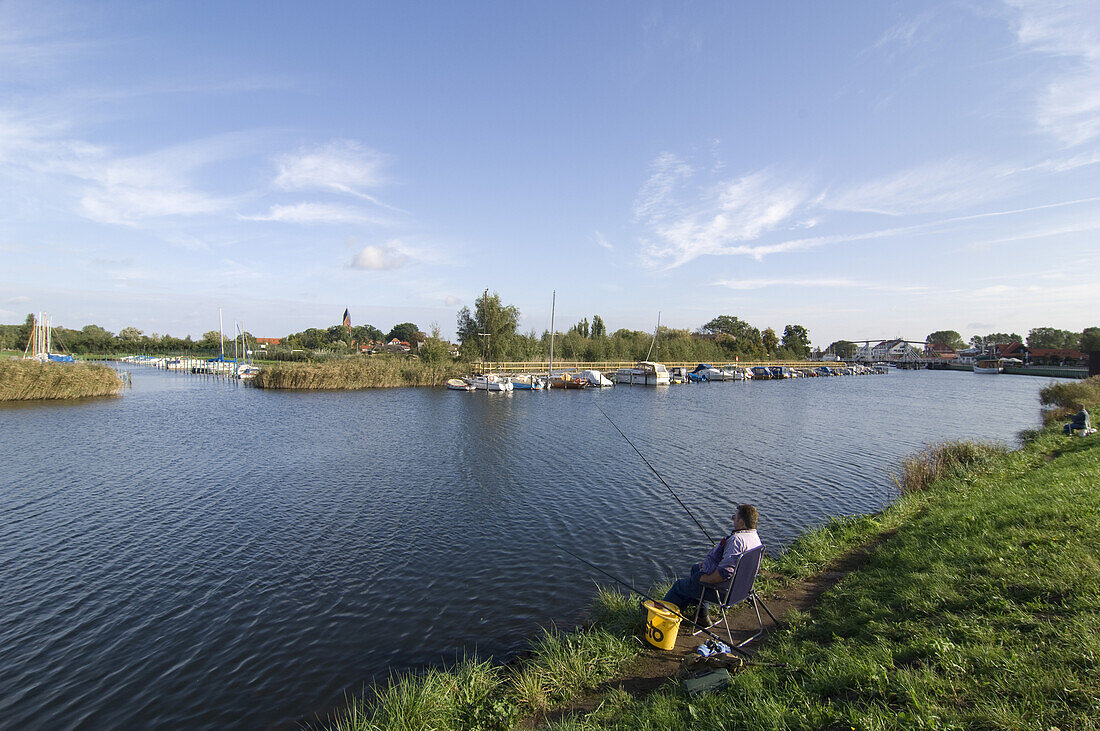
<box><xmin>1039</xmin><ymin>375</ymin><xmax>1100</xmax><ymax>425</ymax></box>
<box><xmin>252</xmin><ymin>357</ymin><xmax>466</xmax><ymax>390</ymax></box>
<box><xmin>891</xmin><ymin>440</ymin><xmax>1008</xmax><ymax>494</ymax></box>
<box><xmin>0</xmin><ymin>359</ymin><xmax>124</xmax><ymax>401</ymax></box>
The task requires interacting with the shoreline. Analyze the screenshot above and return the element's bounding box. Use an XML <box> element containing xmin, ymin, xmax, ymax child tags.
<box><xmin>0</xmin><ymin>359</ymin><xmax>125</xmax><ymax>401</ymax></box>
<box><xmin>323</xmin><ymin>376</ymin><xmax>1100</xmax><ymax>730</ymax></box>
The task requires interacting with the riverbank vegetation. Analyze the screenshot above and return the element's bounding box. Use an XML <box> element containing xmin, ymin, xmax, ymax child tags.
<box><xmin>0</xmin><ymin>359</ymin><xmax>124</xmax><ymax>401</ymax></box>
<box><xmin>328</xmin><ymin>377</ymin><xmax>1100</xmax><ymax>729</ymax></box>
<box><xmin>253</xmin><ymin>356</ymin><xmax>465</xmax><ymax>390</ymax></box>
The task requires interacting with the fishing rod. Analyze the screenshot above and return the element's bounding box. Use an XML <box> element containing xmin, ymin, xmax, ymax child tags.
<box><xmin>553</xmin><ymin>542</ymin><xmax>750</xmax><ymax>657</ymax></box>
<box><xmin>594</xmin><ymin>402</ymin><xmax>714</xmax><ymax>544</ymax></box>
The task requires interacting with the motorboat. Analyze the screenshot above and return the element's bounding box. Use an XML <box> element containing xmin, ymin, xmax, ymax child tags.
<box><xmin>872</xmin><ymin>363</ymin><xmax>891</xmax><ymax>374</ymax></box>
<box><xmin>446</xmin><ymin>378</ymin><xmax>475</xmax><ymax>391</ymax></box>
<box><xmin>236</xmin><ymin>363</ymin><xmax>260</xmax><ymax>379</ymax></box>
<box><xmin>691</xmin><ymin>363</ymin><xmax>724</xmax><ymax>381</ymax></box>
<box><xmin>973</xmin><ymin>359</ymin><xmax>1002</xmax><ymax>374</ymax></box>
<box><xmin>614</xmin><ymin>361</ymin><xmax>671</xmax><ymax>386</ymax></box>
<box><xmin>581</xmin><ymin>369</ymin><xmax>614</xmax><ymax>387</ymax></box>
<box><xmin>465</xmin><ymin>374</ymin><xmax>514</xmax><ymax>391</ymax></box>
<box><xmin>751</xmin><ymin>366</ymin><xmax>772</xmax><ymax>380</ymax></box>
<box><xmin>720</xmin><ymin>365</ymin><xmax>749</xmax><ymax>381</ymax></box>
<box><xmin>509</xmin><ymin>374</ymin><xmax>546</xmax><ymax>390</ymax></box>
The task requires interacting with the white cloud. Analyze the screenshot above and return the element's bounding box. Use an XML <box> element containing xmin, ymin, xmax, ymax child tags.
<box><xmin>241</xmin><ymin>202</ymin><xmax>387</xmax><ymax>225</ymax></box>
<box><xmin>274</xmin><ymin>140</ymin><xmax>397</xmax><ymax>210</ymax></box>
<box><xmin>1007</xmin><ymin>0</ymin><xmax>1100</xmax><ymax>147</ymax></box>
<box><xmin>593</xmin><ymin>231</ymin><xmax>613</xmax><ymax>250</ymax></box>
<box><xmin>6</xmin><ymin>295</ymin><xmax>30</xmax><ymax>303</ymax></box>
<box><xmin>824</xmin><ymin>159</ymin><xmax>1014</xmax><ymax>215</ymax></box>
<box><xmin>349</xmin><ymin>242</ymin><xmax>407</xmax><ymax>271</ymax></box>
<box><xmin>635</xmin><ymin>156</ymin><xmax>810</xmax><ymax>267</ymax></box>
<box><xmin>444</xmin><ymin>295</ymin><xmax>461</xmax><ymax>306</ymax></box>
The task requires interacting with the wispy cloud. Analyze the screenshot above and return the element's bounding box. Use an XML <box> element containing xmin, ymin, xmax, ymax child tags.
<box><xmin>824</xmin><ymin>158</ymin><xmax>1015</xmax><ymax>215</ymax></box>
<box><xmin>635</xmin><ymin>155</ymin><xmax>811</xmax><ymax>267</ymax></box>
<box><xmin>712</xmin><ymin>278</ymin><xmax>931</xmax><ymax>294</ymax></box>
<box><xmin>241</xmin><ymin>202</ymin><xmax>389</xmax><ymax>226</ymax></box>
<box><xmin>274</xmin><ymin>140</ymin><xmax>400</xmax><ymax>211</ymax></box>
<box><xmin>593</xmin><ymin>230</ymin><xmax>613</xmax><ymax>250</ymax></box>
<box><xmin>6</xmin><ymin>295</ymin><xmax>30</xmax><ymax>304</ymax></box>
<box><xmin>1007</xmin><ymin>0</ymin><xmax>1100</xmax><ymax>147</ymax></box>
<box><xmin>348</xmin><ymin>241</ymin><xmax>408</xmax><ymax>271</ymax></box>
<box><xmin>865</xmin><ymin>12</ymin><xmax>932</xmax><ymax>56</ymax></box>
<box><xmin>444</xmin><ymin>295</ymin><xmax>461</xmax><ymax>306</ymax></box>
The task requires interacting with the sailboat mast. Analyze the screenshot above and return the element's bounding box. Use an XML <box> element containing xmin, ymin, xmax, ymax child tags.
<box><xmin>218</xmin><ymin>308</ymin><xmax>225</xmax><ymax>361</ymax></box>
<box><xmin>645</xmin><ymin>311</ymin><xmax>660</xmax><ymax>362</ymax></box>
<box><xmin>548</xmin><ymin>290</ymin><xmax>556</xmax><ymax>382</ymax></box>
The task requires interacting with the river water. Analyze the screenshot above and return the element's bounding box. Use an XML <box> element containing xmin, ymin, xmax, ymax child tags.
<box><xmin>0</xmin><ymin>367</ymin><xmax>1045</xmax><ymax>728</ymax></box>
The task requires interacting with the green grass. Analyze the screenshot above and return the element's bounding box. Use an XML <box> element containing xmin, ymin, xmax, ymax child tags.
<box><xmin>253</xmin><ymin>355</ymin><xmax>465</xmax><ymax>390</ymax></box>
<box><xmin>547</xmin><ymin>431</ymin><xmax>1100</xmax><ymax>729</ymax></box>
<box><xmin>327</xmin><ymin>379</ymin><xmax>1100</xmax><ymax>730</ymax></box>
<box><xmin>0</xmin><ymin>358</ymin><xmax>124</xmax><ymax>401</ymax></box>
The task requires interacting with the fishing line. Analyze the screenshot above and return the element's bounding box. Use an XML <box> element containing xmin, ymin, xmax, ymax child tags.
<box><xmin>552</xmin><ymin>542</ymin><xmax>749</xmax><ymax>657</ymax></box>
<box><xmin>594</xmin><ymin>402</ymin><xmax>714</xmax><ymax>544</ymax></box>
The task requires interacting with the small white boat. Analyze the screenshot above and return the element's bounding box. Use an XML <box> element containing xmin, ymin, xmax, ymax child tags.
<box><xmin>446</xmin><ymin>378</ymin><xmax>475</xmax><ymax>391</ymax></box>
<box><xmin>581</xmin><ymin>369</ymin><xmax>614</xmax><ymax>387</ymax></box>
<box><xmin>465</xmin><ymin>374</ymin><xmax>514</xmax><ymax>391</ymax></box>
<box><xmin>236</xmin><ymin>364</ymin><xmax>260</xmax><ymax>379</ymax></box>
<box><xmin>614</xmin><ymin>361</ymin><xmax>671</xmax><ymax>386</ymax></box>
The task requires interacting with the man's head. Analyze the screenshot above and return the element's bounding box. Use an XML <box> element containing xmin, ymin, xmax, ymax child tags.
<box><xmin>732</xmin><ymin>504</ymin><xmax>758</xmax><ymax>530</ymax></box>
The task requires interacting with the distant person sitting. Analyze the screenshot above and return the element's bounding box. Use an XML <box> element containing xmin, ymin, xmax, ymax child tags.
<box><xmin>1065</xmin><ymin>405</ymin><xmax>1093</xmax><ymax>435</ymax></box>
<box><xmin>662</xmin><ymin>504</ymin><xmax>761</xmax><ymax>622</ymax></box>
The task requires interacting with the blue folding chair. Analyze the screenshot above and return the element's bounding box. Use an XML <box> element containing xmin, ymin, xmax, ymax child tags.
<box><xmin>691</xmin><ymin>544</ymin><xmax>777</xmax><ymax>648</ymax></box>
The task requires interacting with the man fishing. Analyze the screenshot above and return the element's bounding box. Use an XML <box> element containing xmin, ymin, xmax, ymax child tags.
<box><xmin>662</xmin><ymin>504</ymin><xmax>761</xmax><ymax>622</ymax></box>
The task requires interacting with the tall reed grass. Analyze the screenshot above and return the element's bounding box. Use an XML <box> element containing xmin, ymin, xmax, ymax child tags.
<box><xmin>1039</xmin><ymin>375</ymin><xmax>1100</xmax><ymax>424</ymax></box>
<box><xmin>0</xmin><ymin>359</ymin><xmax>123</xmax><ymax>401</ymax></box>
<box><xmin>253</xmin><ymin>356</ymin><xmax>465</xmax><ymax>390</ymax></box>
<box><xmin>892</xmin><ymin>441</ymin><xmax>1008</xmax><ymax>494</ymax></box>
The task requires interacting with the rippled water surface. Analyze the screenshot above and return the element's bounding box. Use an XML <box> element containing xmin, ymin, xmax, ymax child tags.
<box><xmin>1</xmin><ymin>367</ymin><xmax>1045</xmax><ymax>728</ymax></box>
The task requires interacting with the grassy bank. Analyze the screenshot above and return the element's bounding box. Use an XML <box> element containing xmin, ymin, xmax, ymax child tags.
<box><xmin>0</xmin><ymin>359</ymin><xmax>124</xmax><ymax>401</ymax></box>
<box><xmin>328</xmin><ymin>377</ymin><xmax>1100</xmax><ymax>730</ymax></box>
<box><xmin>253</xmin><ymin>357</ymin><xmax>466</xmax><ymax>390</ymax></box>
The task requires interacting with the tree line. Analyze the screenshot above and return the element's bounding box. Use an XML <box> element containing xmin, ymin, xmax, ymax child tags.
<box><xmin>925</xmin><ymin>328</ymin><xmax>1100</xmax><ymax>352</ymax></box>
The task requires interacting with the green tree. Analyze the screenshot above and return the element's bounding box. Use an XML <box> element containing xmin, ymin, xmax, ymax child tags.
<box><xmin>780</xmin><ymin>324</ymin><xmax>811</xmax><ymax>358</ymax></box>
<box><xmin>386</xmin><ymin>322</ymin><xmax>420</xmax><ymax>343</ymax></box>
<box><xmin>420</xmin><ymin>324</ymin><xmax>451</xmax><ymax>364</ymax></box>
<box><xmin>826</xmin><ymin>340</ymin><xmax>857</xmax><ymax>359</ymax></box>
<box><xmin>926</xmin><ymin>330</ymin><xmax>965</xmax><ymax>349</ymax></box>
<box><xmin>762</xmin><ymin>327</ymin><xmax>778</xmax><ymax>355</ymax></box>
<box><xmin>1027</xmin><ymin>327</ymin><xmax>1080</xmax><ymax>349</ymax></box>
<box><xmin>571</xmin><ymin>318</ymin><xmax>590</xmax><ymax>338</ymax></box>
<box><xmin>970</xmin><ymin>332</ymin><xmax>1023</xmax><ymax>348</ymax></box>
<box><xmin>118</xmin><ymin>326</ymin><xmax>144</xmax><ymax>342</ymax></box>
<box><xmin>591</xmin><ymin>315</ymin><xmax>606</xmax><ymax>338</ymax></box>
<box><xmin>1081</xmin><ymin>327</ymin><xmax>1100</xmax><ymax>352</ymax></box>
<box><xmin>456</xmin><ymin>289</ymin><xmax>520</xmax><ymax>360</ymax></box>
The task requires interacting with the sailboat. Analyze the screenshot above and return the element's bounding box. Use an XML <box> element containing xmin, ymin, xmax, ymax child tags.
<box><xmin>23</xmin><ymin>313</ymin><xmax>75</xmax><ymax>363</ymax></box>
<box><xmin>234</xmin><ymin>322</ymin><xmax>260</xmax><ymax>379</ymax></box>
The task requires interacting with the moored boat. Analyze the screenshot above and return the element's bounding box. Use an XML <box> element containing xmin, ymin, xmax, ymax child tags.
<box><xmin>614</xmin><ymin>361</ymin><xmax>670</xmax><ymax>385</ymax></box>
<box><xmin>751</xmin><ymin>366</ymin><xmax>772</xmax><ymax>380</ymax></box>
<box><xmin>973</xmin><ymin>359</ymin><xmax>1002</xmax><ymax>374</ymax></box>
<box><xmin>509</xmin><ymin>374</ymin><xmax>546</xmax><ymax>390</ymax></box>
<box><xmin>580</xmin><ymin>369</ymin><xmax>614</xmax><ymax>387</ymax></box>
<box><xmin>446</xmin><ymin>378</ymin><xmax>476</xmax><ymax>391</ymax></box>
<box><xmin>465</xmin><ymin>374</ymin><xmax>514</xmax><ymax>391</ymax></box>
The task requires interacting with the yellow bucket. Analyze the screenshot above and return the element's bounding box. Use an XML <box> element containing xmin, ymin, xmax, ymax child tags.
<box><xmin>642</xmin><ymin>600</ymin><xmax>682</xmax><ymax>650</ymax></box>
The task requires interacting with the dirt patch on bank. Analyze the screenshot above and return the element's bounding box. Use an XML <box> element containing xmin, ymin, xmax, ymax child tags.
<box><xmin>527</xmin><ymin>531</ymin><xmax>896</xmax><ymax>728</ymax></box>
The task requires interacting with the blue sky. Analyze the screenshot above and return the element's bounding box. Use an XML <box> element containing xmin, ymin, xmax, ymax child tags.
<box><xmin>1</xmin><ymin>0</ymin><xmax>1098</xmax><ymax>346</ymax></box>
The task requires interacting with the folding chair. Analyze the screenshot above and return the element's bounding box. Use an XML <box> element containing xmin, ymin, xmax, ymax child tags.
<box><xmin>691</xmin><ymin>544</ymin><xmax>777</xmax><ymax>648</ymax></box>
